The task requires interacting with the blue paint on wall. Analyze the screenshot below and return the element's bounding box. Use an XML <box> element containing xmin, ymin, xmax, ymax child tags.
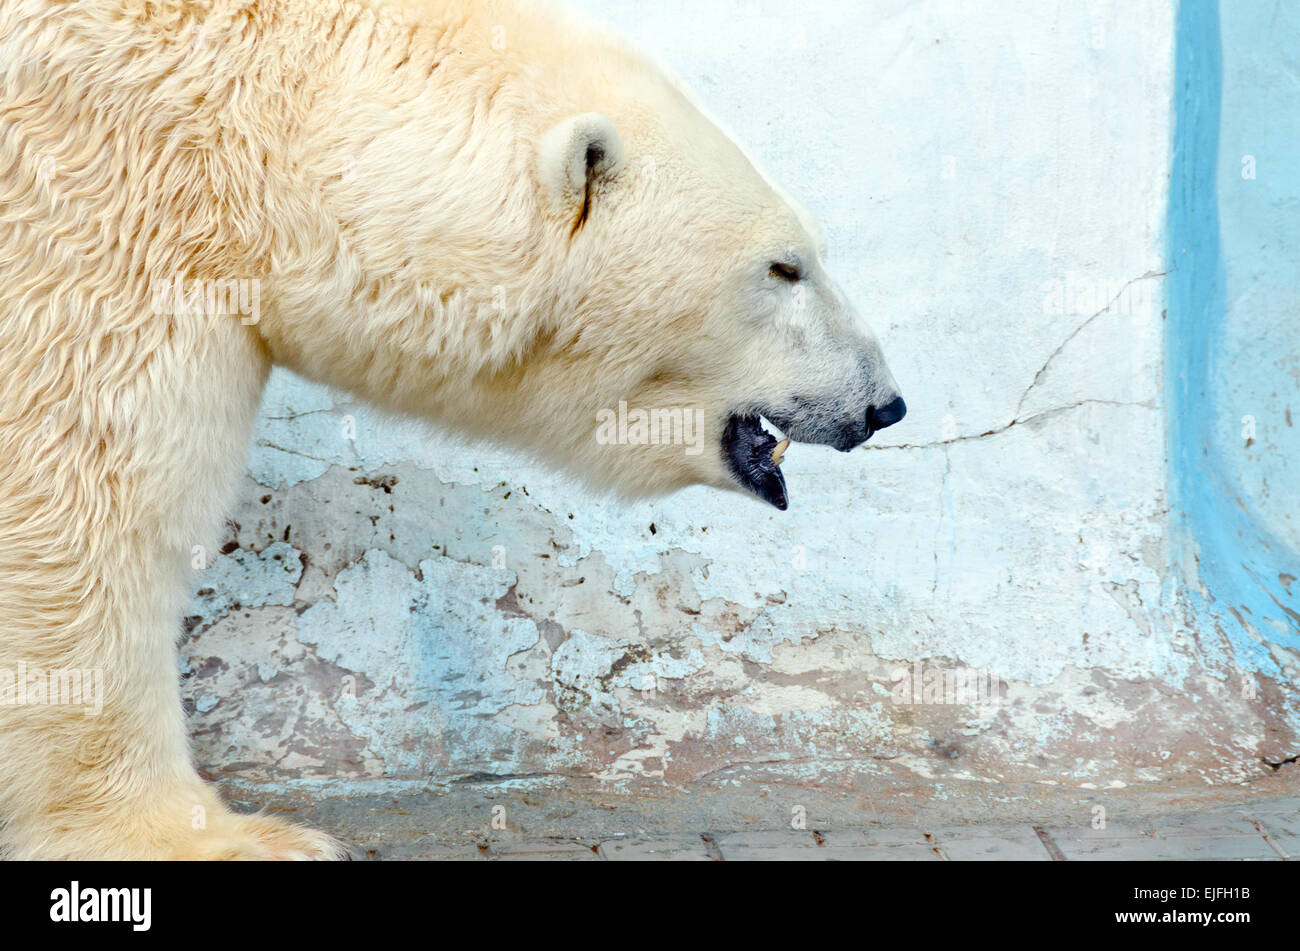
<box><xmin>1167</xmin><ymin>0</ymin><xmax>1300</xmax><ymax>672</ymax></box>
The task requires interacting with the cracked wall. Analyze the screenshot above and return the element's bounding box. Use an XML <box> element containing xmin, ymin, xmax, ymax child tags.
<box><xmin>182</xmin><ymin>0</ymin><xmax>1298</xmax><ymax>799</ymax></box>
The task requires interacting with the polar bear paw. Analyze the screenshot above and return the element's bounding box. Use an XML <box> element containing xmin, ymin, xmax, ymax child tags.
<box><xmin>5</xmin><ymin>805</ymin><xmax>349</xmax><ymax>861</ymax></box>
<box><xmin>170</xmin><ymin>812</ymin><xmax>350</xmax><ymax>861</ymax></box>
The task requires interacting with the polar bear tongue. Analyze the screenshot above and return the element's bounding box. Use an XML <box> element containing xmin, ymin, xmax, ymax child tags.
<box><xmin>721</xmin><ymin>414</ymin><xmax>789</xmax><ymax>511</ymax></box>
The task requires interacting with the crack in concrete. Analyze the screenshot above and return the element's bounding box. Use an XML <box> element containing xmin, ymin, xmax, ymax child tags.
<box><xmin>1013</xmin><ymin>269</ymin><xmax>1167</xmax><ymax>419</ymax></box>
<box><xmin>866</xmin><ymin>398</ymin><xmax>1156</xmax><ymax>451</ymax></box>
<box><xmin>256</xmin><ymin>440</ymin><xmax>329</xmax><ymax>463</ymax></box>
<box><xmin>868</xmin><ymin>271</ymin><xmax>1166</xmax><ymax>453</ymax></box>
<box><xmin>1032</xmin><ymin>825</ymin><xmax>1068</xmax><ymax>861</ymax></box>
<box><xmin>922</xmin><ymin>831</ymin><xmax>950</xmax><ymax>860</ymax></box>
<box><xmin>261</xmin><ymin>409</ymin><xmax>338</xmax><ymax>421</ymax></box>
<box><xmin>1244</xmin><ymin>814</ymin><xmax>1292</xmax><ymax>859</ymax></box>
<box><xmin>698</xmin><ymin>833</ymin><xmax>725</xmax><ymax>861</ymax></box>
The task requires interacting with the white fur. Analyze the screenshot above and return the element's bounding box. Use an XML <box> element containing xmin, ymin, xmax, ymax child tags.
<box><xmin>0</xmin><ymin>0</ymin><xmax>896</xmax><ymax>858</ymax></box>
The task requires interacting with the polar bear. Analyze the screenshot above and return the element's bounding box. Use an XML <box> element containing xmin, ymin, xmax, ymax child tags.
<box><xmin>0</xmin><ymin>0</ymin><xmax>905</xmax><ymax>858</ymax></box>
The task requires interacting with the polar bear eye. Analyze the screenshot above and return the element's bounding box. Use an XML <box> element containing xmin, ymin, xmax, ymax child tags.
<box><xmin>769</xmin><ymin>262</ymin><xmax>802</xmax><ymax>282</ymax></box>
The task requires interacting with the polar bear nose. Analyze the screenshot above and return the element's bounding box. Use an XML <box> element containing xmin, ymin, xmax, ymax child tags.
<box><xmin>867</xmin><ymin>394</ymin><xmax>907</xmax><ymax>435</ymax></box>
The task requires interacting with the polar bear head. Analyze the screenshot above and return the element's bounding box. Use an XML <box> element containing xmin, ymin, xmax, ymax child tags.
<box><xmin>263</xmin><ymin>0</ymin><xmax>906</xmax><ymax>510</ymax></box>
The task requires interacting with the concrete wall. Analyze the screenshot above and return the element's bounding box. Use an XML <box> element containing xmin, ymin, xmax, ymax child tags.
<box><xmin>183</xmin><ymin>0</ymin><xmax>1299</xmax><ymax>798</ymax></box>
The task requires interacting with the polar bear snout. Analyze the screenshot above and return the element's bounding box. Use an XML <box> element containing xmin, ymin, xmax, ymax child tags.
<box><xmin>825</xmin><ymin>390</ymin><xmax>907</xmax><ymax>452</ymax></box>
<box><xmin>868</xmin><ymin>394</ymin><xmax>908</xmax><ymax>435</ymax></box>
<box><xmin>775</xmin><ymin>339</ymin><xmax>908</xmax><ymax>453</ymax></box>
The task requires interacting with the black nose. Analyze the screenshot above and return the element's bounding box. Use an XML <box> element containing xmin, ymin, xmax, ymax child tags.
<box><xmin>867</xmin><ymin>395</ymin><xmax>907</xmax><ymax>434</ymax></box>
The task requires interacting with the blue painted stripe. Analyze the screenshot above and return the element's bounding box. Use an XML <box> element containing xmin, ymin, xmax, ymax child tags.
<box><xmin>1167</xmin><ymin>0</ymin><xmax>1300</xmax><ymax>670</ymax></box>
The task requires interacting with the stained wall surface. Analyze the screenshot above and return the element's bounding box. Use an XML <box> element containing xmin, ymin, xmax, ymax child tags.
<box><xmin>183</xmin><ymin>1</ymin><xmax>1300</xmax><ymax>798</ymax></box>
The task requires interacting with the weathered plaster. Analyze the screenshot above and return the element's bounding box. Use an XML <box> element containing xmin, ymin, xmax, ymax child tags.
<box><xmin>183</xmin><ymin>0</ymin><xmax>1297</xmax><ymax>800</ymax></box>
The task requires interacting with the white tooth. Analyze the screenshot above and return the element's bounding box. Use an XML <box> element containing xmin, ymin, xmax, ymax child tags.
<box><xmin>771</xmin><ymin>438</ymin><xmax>790</xmax><ymax>466</ymax></box>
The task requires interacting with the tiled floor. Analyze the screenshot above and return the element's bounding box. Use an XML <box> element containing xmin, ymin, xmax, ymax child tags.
<box><xmin>343</xmin><ymin>803</ymin><xmax>1296</xmax><ymax>860</ymax></box>
<box><xmin>231</xmin><ymin>767</ymin><xmax>1300</xmax><ymax>861</ymax></box>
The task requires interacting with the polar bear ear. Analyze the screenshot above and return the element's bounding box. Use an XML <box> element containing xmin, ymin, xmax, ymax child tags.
<box><xmin>537</xmin><ymin>113</ymin><xmax>624</xmax><ymax>228</ymax></box>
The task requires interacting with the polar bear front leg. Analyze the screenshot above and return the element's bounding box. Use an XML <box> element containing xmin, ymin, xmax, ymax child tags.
<box><xmin>0</xmin><ymin>309</ymin><xmax>343</xmax><ymax>860</ymax></box>
<box><xmin>0</xmin><ymin>638</ymin><xmax>345</xmax><ymax>860</ymax></box>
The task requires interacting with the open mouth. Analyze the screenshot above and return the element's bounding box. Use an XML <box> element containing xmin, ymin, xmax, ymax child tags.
<box><xmin>721</xmin><ymin>414</ymin><xmax>792</xmax><ymax>511</ymax></box>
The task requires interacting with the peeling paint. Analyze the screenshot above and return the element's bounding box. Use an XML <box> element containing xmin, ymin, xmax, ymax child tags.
<box><xmin>177</xmin><ymin>1</ymin><xmax>1299</xmax><ymax>799</ymax></box>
